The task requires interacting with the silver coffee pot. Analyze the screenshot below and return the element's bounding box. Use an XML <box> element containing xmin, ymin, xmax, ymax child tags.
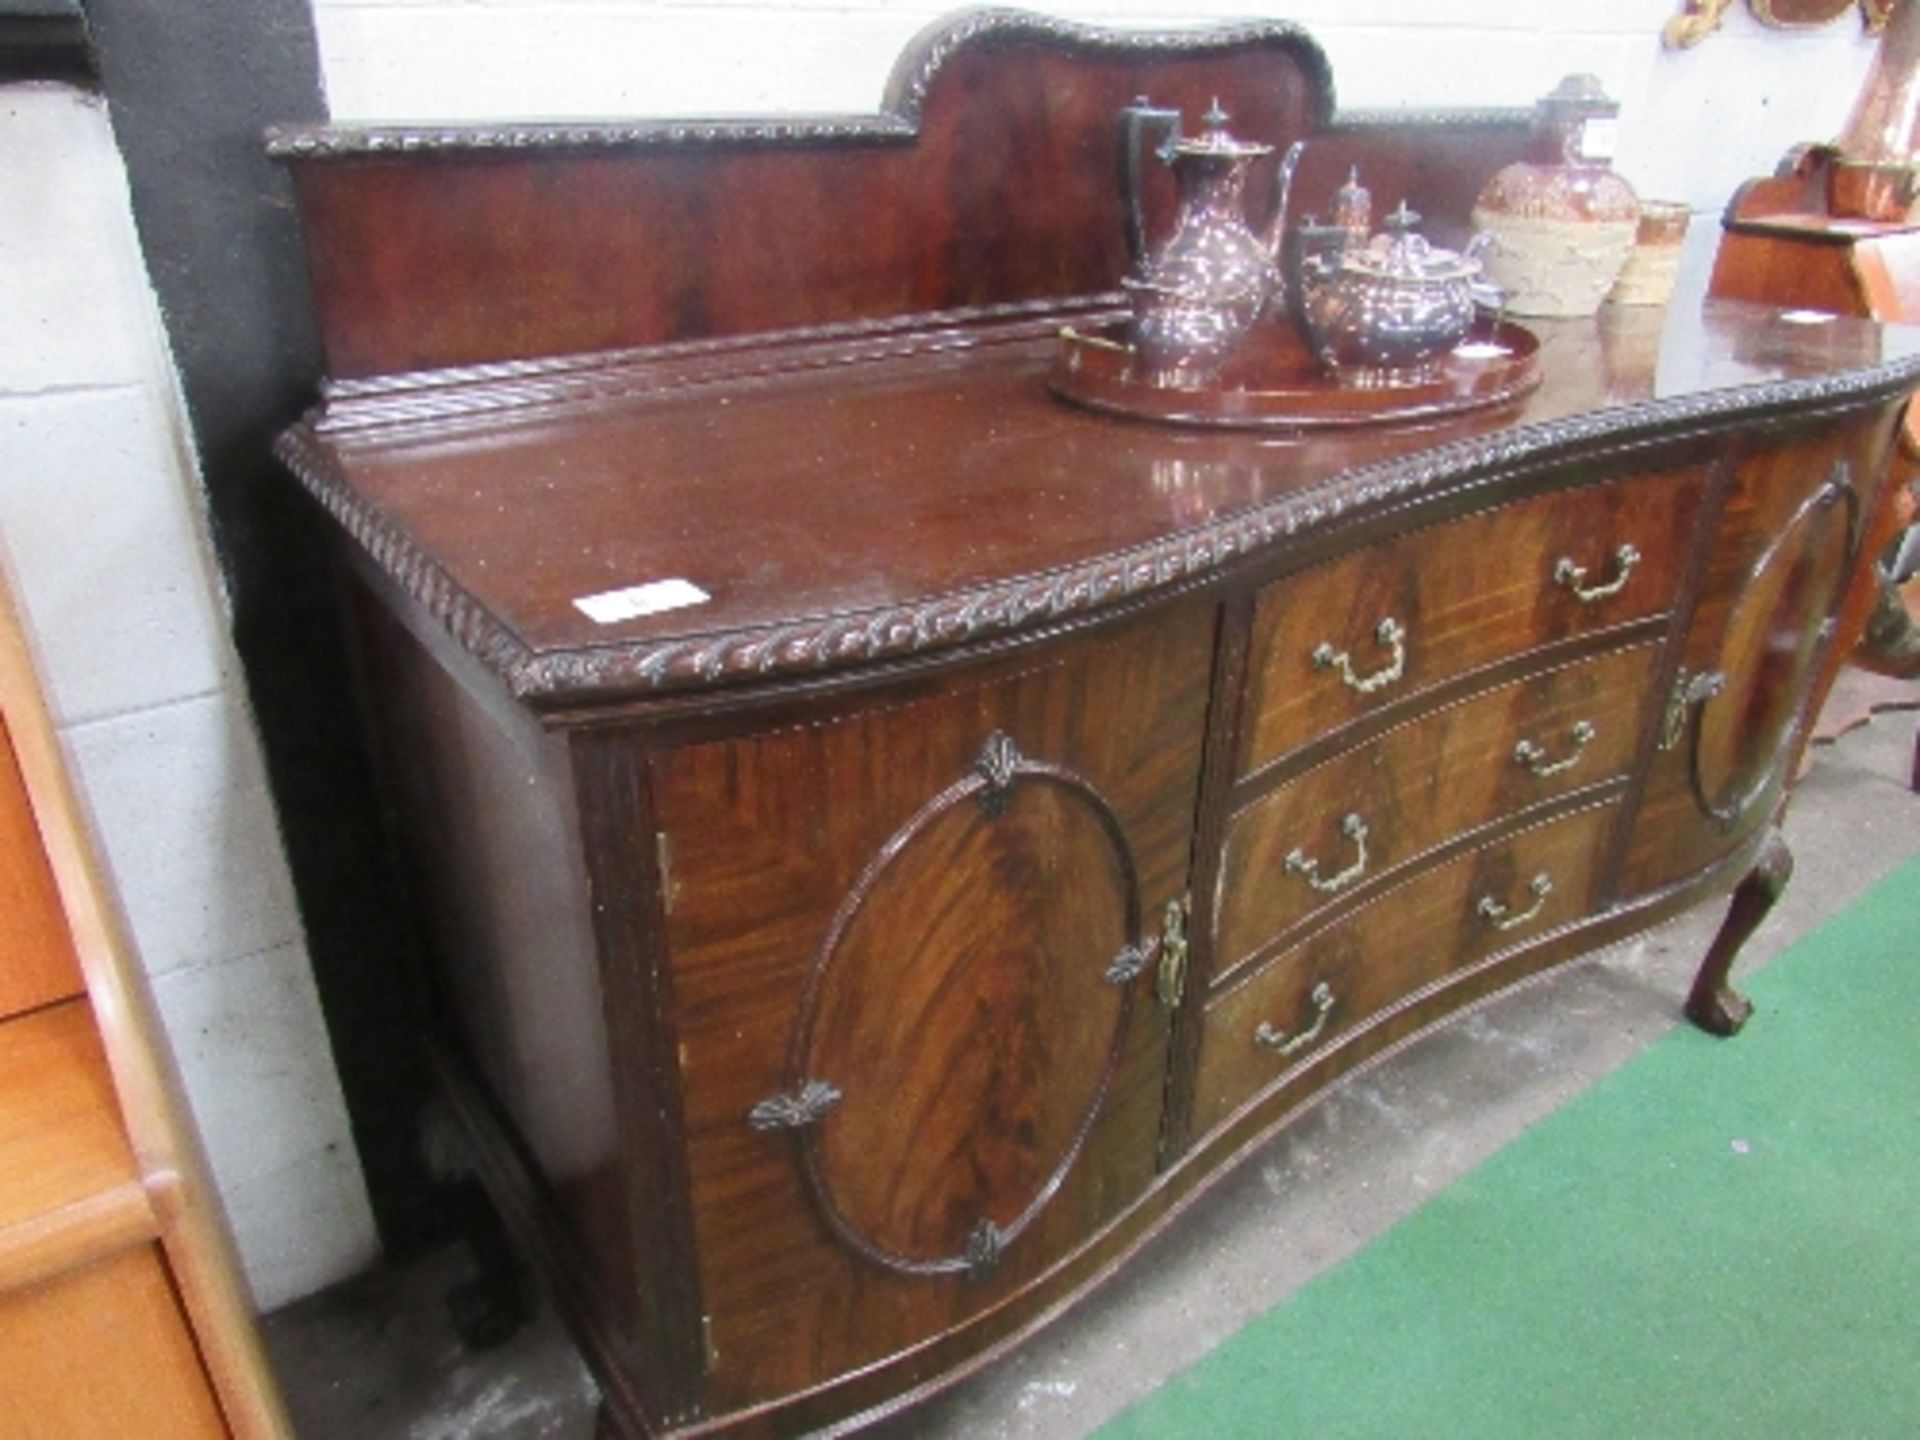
<box><xmin>1119</xmin><ymin>100</ymin><xmax>1302</xmax><ymax>385</ymax></box>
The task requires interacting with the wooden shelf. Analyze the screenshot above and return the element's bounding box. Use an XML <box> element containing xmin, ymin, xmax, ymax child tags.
<box><xmin>0</xmin><ymin>998</ymin><xmax>146</xmax><ymax>1245</ymax></box>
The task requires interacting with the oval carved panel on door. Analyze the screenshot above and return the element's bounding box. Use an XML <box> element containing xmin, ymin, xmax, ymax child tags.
<box><xmin>754</xmin><ymin>733</ymin><xmax>1148</xmax><ymax>1280</ymax></box>
<box><xmin>1689</xmin><ymin>465</ymin><xmax>1858</xmax><ymax>828</ymax></box>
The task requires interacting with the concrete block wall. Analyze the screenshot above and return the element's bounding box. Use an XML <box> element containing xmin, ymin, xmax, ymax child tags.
<box><xmin>0</xmin><ymin>3</ymin><xmax>1886</xmax><ymax>1318</ymax></box>
<box><xmin>0</xmin><ymin>83</ymin><xmax>377</xmax><ymax>1311</ymax></box>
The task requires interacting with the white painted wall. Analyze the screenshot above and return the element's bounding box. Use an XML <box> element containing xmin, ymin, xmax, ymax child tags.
<box><xmin>0</xmin><ymin>83</ymin><xmax>377</xmax><ymax>1311</ymax></box>
<box><xmin>308</xmin><ymin>0</ymin><xmax>1882</xmax><ymax>217</ymax></box>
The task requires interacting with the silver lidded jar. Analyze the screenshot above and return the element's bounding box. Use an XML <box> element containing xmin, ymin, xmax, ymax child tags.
<box><xmin>1296</xmin><ymin>203</ymin><xmax>1489</xmax><ymax>386</ymax></box>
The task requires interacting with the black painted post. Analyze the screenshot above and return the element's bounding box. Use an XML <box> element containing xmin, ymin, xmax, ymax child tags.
<box><xmin>80</xmin><ymin>0</ymin><xmax>442</xmax><ymax>1258</ymax></box>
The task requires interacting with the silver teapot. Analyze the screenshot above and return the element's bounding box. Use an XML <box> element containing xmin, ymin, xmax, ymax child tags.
<box><xmin>1291</xmin><ymin>201</ymin><xmax>1491</xmax><ymax>385</ymax></box>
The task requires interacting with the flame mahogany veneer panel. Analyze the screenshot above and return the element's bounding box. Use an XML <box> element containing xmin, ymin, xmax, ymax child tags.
<box><xmin>648</xmin><ymin>599</ymin><xmax>1212</xmax><ymax>1408</ymax></box>
<box><xmin>1621</xmin><ymin>412</ymin><xmax>1898</xmax><ymax>895</ymax></box>
<box><xmin>276</xmin><ymin>14</ymin><xmax>1531</xmax><ymax>379</ymax></box>
<box><xmin>1235</xmin><ymin>466</ymin><xmax>1705</xmax><ymax>776</ymax></box>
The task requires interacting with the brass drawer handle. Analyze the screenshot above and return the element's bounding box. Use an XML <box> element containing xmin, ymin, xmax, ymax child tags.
<box><xmin>1478</xmin><ymin>873</ymin><xmax>1553</xmax><ymax>932</ymax></box>
<box><xmin>1554</xmin><ymin>543</ymin><xmax>1641</xmax><ymax>603</ymax></box>
<box><xmin>1313</xmin><ymin>617</ymin><xmax>1406</xmax><ymax>695</ymax></box>
<box><xmin>1285</xmin><ymin>812</ymin><xmax>1370</xmax><ymax>894</ymax></box>
<box><xmin>1255</xmin><ymin>981</ymin><xmax>1337</xmax><ymax>1056</ymax></box>
<box><xmin>1513</xmin><ymin>720</ymin><xmax>1595</xmax><ymax>778</ymax></box>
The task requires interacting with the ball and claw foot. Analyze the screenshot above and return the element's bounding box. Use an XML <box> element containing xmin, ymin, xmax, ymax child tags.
<box><xmin>1684</xmin><ymin>827</ymin><xmax>1792</xmax><ymax>1038</ymax></box>
<box><xmin>419</xmin><ymin>1100</ymin><xmax>532</xmax><ymax>1351</ymax></box>
<box><xmin>1684</xmin><ymin>978</ymin><xmax>1754</xmax><ymax>1038</ymax></box>
<box><xmin>447</xmin><ymin>1265</ymin><xmax>528</xmax><ymax>1352</ymax></box>
<box><xmin>444</xmin><ymin>1177</ymin><xmax>530</xmax><ymax>1348</ymax></box>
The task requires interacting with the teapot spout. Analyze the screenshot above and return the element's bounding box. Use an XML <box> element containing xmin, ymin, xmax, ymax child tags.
<box><xmin>1263</xmin><ymin>139</ymin><xmax>1311</xmax><ymax>263</ymax></box>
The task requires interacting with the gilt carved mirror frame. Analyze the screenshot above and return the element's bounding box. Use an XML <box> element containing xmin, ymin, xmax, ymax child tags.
<box><xmin>1666</xmin><ymin>0</ymin><xmax>1895</xmax><ymax>49</ymax></box>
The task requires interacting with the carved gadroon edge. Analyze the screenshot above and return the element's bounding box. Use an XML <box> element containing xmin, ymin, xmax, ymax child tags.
<box><xmin>266</xmin><ymin>8</ymin><xmax>1333</xmax><ymax>159</ymax></box>
<box><xmin>275</xmin><ymin>354</ymin><xmax>1920</xmax><ymax>712</ymax></box>
<box><xmin>748</xmin><ymin>1079</ymin><xmax>844</xmax><ymax>1131</ymax></box>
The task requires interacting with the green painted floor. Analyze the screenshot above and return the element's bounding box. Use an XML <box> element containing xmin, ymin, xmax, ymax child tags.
<box><xmin>1101</xmin><ymin>853</ymin><xmax>1920</xmax><ymax>1439</ymax></box>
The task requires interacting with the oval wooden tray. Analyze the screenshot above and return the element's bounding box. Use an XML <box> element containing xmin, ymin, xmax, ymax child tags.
<box><xmin>1048</xmin><ymin>315</ymin><xmax>1541</xmax><ymax>429</ymax></box>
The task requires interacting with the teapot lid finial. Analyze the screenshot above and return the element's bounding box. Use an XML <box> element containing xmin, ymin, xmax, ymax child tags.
<box><xmin>1167</xmin><ymin>98</ymin><xmax>1272</xmax><ymax>159</ymax></box>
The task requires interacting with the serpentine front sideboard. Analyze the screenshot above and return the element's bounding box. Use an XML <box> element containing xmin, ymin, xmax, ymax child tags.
<box><xmin>270</xmin><ymin>13</ymin><xmax>1920</xmax><ymax>1437</ymax></box>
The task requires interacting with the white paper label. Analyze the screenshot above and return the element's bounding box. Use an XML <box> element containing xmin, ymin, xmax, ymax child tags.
<box><xmin>1780</xmin><ymin>309</ymin><xmax>1836</xmax><ymax>325</ymax></box>
<box><xmin>572</xmin><ymin>578</ymin><xmax>711</xmax><ymax>624</ymax></box>
<box><xmin>1577</xmin><ymin>116</ymin><xmax>1619</xmax><ymax>164</ymax></box>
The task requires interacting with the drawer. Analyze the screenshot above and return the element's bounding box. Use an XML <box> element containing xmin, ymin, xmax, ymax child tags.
<box><xmin>1238</xmin><ymin>466</ymin><xmax>1705</xmax><ymax>775</ymax></box>
<box><xmin>1212</xmin><ymin>642</ymin><xmax>1657</xmax><ymax>981</ymax></box>
<box><xmin>1190</xmin><ymin>802</ymin><xmax>1618</xmax><ymax>1140</ymax></box>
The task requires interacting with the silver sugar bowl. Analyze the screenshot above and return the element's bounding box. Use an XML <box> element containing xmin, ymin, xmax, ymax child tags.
<box><xmin>1294</xmin><ymin>202</ymin><xmax>1490</xmax><ymax>386</ymax></box>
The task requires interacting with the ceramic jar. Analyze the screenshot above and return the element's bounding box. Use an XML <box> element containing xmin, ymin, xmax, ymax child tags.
<box><xmin>1471</xmin><ymin>75</ymin><xmax>1640</xmax><ymax>318</ymax></box>
<box><xmin>1608</xmin><ymin>200</ymin><xmax>1690</xmax><ymax>308</ymax></box>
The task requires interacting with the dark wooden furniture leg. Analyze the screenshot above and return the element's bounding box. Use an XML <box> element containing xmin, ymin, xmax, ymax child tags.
<box><xmin>1686</xmin><ymin>828</ymin><xmax>1794</xmax><ymax>1037</ymax></box>
<box><xmin>1857</xmin><ymin>572</ymin><xmax>1920</xmax><ymax>793</ymax></box>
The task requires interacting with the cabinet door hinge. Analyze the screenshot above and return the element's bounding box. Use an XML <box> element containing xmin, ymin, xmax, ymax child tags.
<box><xmin>656</xmin><ymin>830</ymin><xmax>677</xmax><ymax>914</ymax></box>
<box><xmin>1660</xmin><ymin>666</ymin><xmax>1725</xmax><ymax>751</ymax></box>
<box><xmin>1155</xmin><ymin>896</ymin><xmax>1190</xmax><ymax>1011</ymax></box>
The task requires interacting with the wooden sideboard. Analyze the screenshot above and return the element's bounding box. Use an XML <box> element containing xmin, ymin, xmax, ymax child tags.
<box><xmin>270</xmin><ymin>13</ymin><xmax>1920</xmax><ymax>1437</ymax></box>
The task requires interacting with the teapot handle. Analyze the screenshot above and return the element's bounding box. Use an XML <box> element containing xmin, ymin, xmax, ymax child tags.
<box><xmin>1120</xmin><ymin>98</ymin><xmax>1184</xmax><ymax>269</ymax></box>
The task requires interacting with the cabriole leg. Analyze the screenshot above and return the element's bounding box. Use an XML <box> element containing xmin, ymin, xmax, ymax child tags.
<box><xmin>1686</xmin><ymin>827</ymin><xmax>1793</xmax><ymax>1037</ymax></box>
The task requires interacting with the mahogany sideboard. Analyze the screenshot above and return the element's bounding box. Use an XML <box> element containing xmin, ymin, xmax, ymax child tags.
<box><xmin>270</xmin><ymin>13</ymin><xmax>1920</xmax><ymax>1436</ymax></box>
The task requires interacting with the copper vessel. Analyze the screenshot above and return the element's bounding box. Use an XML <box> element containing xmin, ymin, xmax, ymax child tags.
<box><xmin>1829</xmin><ymin>0</ymin><xmax>1920</xmax><ymax>219</ymax></box>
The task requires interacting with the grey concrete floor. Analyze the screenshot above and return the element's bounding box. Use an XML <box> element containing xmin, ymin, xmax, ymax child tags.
<box><xmin>264</xmin><ymin>709</ymin><xmax>1920</xmax><ymax>1440</ymax></box>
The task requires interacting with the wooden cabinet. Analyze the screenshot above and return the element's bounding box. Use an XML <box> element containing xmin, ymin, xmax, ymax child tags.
<box><xmin>1623</xmin><ymin>424</ymin><xmax>1881</xmax><ymax>896</ymax></box>
<box><xmin>649</xmin><ymin>600</ymin><xmax>1210</xmax><ymax>1404</ymax></box>
<box><xmin>269</xmin><ymin>13</ymin><xmax>1920</xmax><ymax>1437</ymax></box>
<box><xmin>0</xmin><ymin>570</ymin><xmax>289</xmax><ymax>1438</ymax></box>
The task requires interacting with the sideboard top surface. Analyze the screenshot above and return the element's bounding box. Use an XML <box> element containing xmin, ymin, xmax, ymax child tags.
<box><xmin>281</xmin><ymin>299</ymin><xmax>1920</xmax><ymax>712</ymax></box>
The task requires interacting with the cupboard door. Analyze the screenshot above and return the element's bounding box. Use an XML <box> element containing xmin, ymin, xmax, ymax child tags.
<box><xmin>650</xmin><ymin>600</ymin><xmax>1213</xmax><ymax>1410</ymax></box>
<box><xmin>1623</xmin><ymin>417</ymin><xmax>1894</xmax><ymax>893</ymax></box>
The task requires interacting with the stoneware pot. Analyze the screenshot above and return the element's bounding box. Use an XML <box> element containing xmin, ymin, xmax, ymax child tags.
<box><xmin>1472</xmin><ymin>74</ymin><xmax>1640</xmax><ymax>318</ymax></box>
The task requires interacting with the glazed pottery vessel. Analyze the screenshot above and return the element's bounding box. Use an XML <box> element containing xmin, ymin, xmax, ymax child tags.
<box><xmin>1608</xmin><ymin>199</ymin><xmax>1691</xmax><ymax>307</ymax></box>
<box><xmin>1472</xmin><ymin>74</ymin><xmax>1640</xmax><ymax>318</ymax></box>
